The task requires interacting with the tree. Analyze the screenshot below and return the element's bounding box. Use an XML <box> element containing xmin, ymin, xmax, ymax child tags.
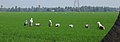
<box><xmin>15</xmin><ymin>6</ymin><xmax>18</xmax><ymax>12</ymax></box>
<box><xmin>10</xmin><ymin>7</ymin><xmax>15</xmax><ymax>12</ymax></box>
<box><xmin>119</xmin><ymin>6</ymin><xmax>120</xmax><ymax>11</ymax></box>
<box><xmin>1</xmin><ymin>5</ymin><xmax>3</xmax><ymax>8</ymax></box>
<box><xmin>18</xmin><ymin>7</ymin><xmax>21</xmax><ymax>12</ymax></box>
<box><xmin>38</xmin><ymin>5</ymin><xmax>40</xmax><ymax>8</ymax></box>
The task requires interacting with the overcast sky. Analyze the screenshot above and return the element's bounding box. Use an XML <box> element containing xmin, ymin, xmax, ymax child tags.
<box><xmin>0</xmin><ymin>0</ymin><xmax>120</xmax><ymax>8</ymax></box>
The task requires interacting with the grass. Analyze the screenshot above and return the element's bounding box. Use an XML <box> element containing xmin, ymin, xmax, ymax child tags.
<box><xmin>0</xmin><ymin>12</ymin><xmax>118</xmax><ymax>42</ymax></box>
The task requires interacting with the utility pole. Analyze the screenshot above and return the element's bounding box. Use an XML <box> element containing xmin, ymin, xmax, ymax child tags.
<box><xmin>74</xmin><ymin>0</ymin><xmax>80</xmax><ymax>12</ymax></box>
<box><xmin>74</xmin><ymin>0</ymin><xmax>80</xmax><ymax>8</ymax></box>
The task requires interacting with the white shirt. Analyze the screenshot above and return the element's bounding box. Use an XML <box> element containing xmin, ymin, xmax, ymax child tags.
<box><xmin>49</xmin><ymin>20</ymin><xmax>52</xmax><ymax>24</ymax></box>
<box><xmin>85</xmin><ymin>24</ymin><xmax>88</xmax><ymax>26</ymax></box>
<box><xmin>30</xmin><ymin>18</ymin><xmax>33</xmax><ymax>23</ymax></box>
<box><xmin>69</xmin><ymin>24</ymin><xmax>74</xmax><ymax>28</ymax></box>
<box><xmin>56</xmin><ymin>23</ymin><xmax>60</xmax><ymax>26</ymax></box>
<box><xmin>97</xmin><ymin>22</ymin><xmax>102</xmax><ymax>26</ymax></box>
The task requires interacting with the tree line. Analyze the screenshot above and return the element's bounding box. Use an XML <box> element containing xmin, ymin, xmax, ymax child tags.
<box><xmin>0</xmin><ymin>5</ymin><xmax>120</xmax><ymax>12</ymax></box>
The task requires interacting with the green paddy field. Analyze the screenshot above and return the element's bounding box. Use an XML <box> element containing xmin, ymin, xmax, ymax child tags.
<box><xmin>0</xmin><ymin>12</ymin><xmax>118</xmax><ymax>42</ymax></box>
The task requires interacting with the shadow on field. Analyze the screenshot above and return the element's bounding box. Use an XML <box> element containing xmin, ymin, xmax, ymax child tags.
<box><xmin>101</xmin><ymin>11</ymin><xmax>120</xmax><ymax>42</ymax></box>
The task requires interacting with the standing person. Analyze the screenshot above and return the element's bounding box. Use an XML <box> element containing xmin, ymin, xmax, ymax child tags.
<box><xmin>49</xmin><ymin>20</ymin><xmax>52</xmax><ymax>27</ymax></box>
<box><xmin>29</xmin><ymin>18</ymin><xmax>33</xmax><ymax>27</ymax></box>
<box><xmin>24</xmin><ymin>20</ymin><xmax>28</xmax><ymax>26</ymax></box>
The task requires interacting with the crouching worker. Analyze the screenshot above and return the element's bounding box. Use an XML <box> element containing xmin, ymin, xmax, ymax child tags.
<box><xmin>55</xmin><ymin>23</ymin><xmax>60</xmax><ymax>27</ymax></box>
<box><xmin>34</xmin><ymin>23</ymin><xmax>40</xmax><ymax>27</ymax></box>
<box><xmin>97</xmin><ymin>22</ymin><xmax>105</xmax><ymax>30</ymax></box>
<box><xmin>85</xmin><ymin>24</ymin><xmax>89</xmax><ymax>28</ymax></box>
<box><xmin>69</xmin><ymin>24</ymin><xmax>74</xmax><ymax>28</ymax></box>
<box><xmin>24</xmin><ymin>20</ymin><xmax>28</xmax><ymax>26</ymax></box>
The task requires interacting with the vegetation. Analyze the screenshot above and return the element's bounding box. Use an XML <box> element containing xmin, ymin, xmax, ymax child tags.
<box><xmin>0</xmin><ymin>12</ymin><xmax>118</xmax><ymax>42</ymax></box>
<box><xmin>0</xmin><ymin>5</ymin><xmax>119</xmax><ymax>12</ymax></box>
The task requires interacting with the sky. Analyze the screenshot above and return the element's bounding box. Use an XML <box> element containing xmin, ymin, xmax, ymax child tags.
<box><xmin>0</xmin><ymin>0</ymin><xmax>120</xmax><ymax>8</ymax></box>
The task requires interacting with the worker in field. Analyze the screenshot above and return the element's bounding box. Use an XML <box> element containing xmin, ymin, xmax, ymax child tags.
<box><xmin>34</xmin><ymin>22</ymin><xmax>40</xmax><ymax>27</ymax></box>
<box><xmin>69</xmin><ymin>23</ymin><xmax>74</xmax><ymax>28</ymax></box>
<box><xmin>24</xmin><ymin>20</ymin><xmax>28</xmax><ymax>26</ymax></box>
<box><xmin>29</xmin><ymin>18</ymin><xmax>33</xmax><ymax>27</ymax></box>
<box><xmin>55</xmin><ymin>22</ymin><xmax>60</xmax><ymax>27</ymax></box>
<box><xmin>49</xmin><ymin>20</ymin><xmax>52</xmax><ymax>27</ymax></box>
<box><xmin>85</xmin><ymin>24</ymin><xmax>89</xmax><ymax>28</ymax></box>
<box><xmin>97</xmin><ymin>21</ymin><xmax>105</xmax><ymax>30</ymax></box>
